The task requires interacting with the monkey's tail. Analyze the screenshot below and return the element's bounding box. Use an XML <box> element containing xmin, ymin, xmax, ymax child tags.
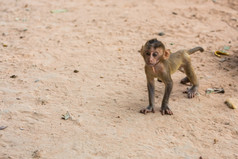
<box><xmin>188</xmin><ymin>47</ymin><xmax>204</xmax><ymax>55</ymax></box>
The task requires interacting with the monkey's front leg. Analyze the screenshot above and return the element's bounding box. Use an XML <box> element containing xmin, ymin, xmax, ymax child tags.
<box><xmin>140</xmin><ymin>77</ymin><xmax>155</xmax><ymax>114</ymax></box>
<box><xmin>161</xmin><ymin>80</ymin><xmax>173</xmax><ymax>115</ymax></box>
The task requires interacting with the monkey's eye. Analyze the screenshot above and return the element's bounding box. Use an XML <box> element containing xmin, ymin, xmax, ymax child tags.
<box><xmin>152</xmin><ymin>52</ymin><xmax>158</xmax><ymax>57</ymax></box>
<box><xmin>146</xmin><ymin>52</ymin><xmax>150</xmax><ymax>56</ymax></box>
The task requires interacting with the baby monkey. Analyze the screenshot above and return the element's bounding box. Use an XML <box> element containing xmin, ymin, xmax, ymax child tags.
<box><xmin>140</xmin><ymin>39</ymin><xmax>204</xmax><ymax>115</ymax></box>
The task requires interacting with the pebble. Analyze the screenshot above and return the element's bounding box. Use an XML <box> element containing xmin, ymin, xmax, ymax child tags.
<box><xmin>158</xmin><ymin>32</ymin><xmax>165</xmax><ymax>36</ymax></box>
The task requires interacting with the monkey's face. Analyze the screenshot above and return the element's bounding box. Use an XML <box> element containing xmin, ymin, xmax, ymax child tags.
<box><xmin>143</xmin><ymin>47</ymin><xmax>164</xmax><ymax>66</ymax></box>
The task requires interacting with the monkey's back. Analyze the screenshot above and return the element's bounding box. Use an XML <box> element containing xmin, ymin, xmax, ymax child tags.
<box><xmin>168</xmin><ymin>50</ymin><xmax>189</xmax><ymax>74</ymax></box>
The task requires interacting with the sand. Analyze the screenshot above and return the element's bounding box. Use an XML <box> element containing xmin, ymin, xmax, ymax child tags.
<box><xmin>0</xmin><ymin>0</ymin><xmax>238</xmax><ymax>158</ymax></box>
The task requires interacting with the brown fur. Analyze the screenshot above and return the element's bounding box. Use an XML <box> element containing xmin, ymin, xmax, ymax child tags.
<box><xmin>140</xmin><ymin>39</ymin><xmax>204</xmax><ymax>115</ymax></box>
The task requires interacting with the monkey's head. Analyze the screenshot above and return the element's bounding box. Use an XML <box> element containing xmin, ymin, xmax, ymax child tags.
<box><xmin>140</xmin><ymin>38</ymin><xmax>170</xmax><ymax>66</ymax></box>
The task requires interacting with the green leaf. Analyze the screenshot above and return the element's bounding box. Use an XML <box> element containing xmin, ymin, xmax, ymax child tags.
<box><xmin>51</xmin><ymin>9</ymin><xmax>68</xmax><ymax>13</ymax></box>
<box><xmin>223</xmin><ymin>46</ymin><xmax>230</xmax><ymax>50</ymax></box>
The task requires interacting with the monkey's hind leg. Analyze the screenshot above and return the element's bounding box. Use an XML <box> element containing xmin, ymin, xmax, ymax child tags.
<box><xmin>183</xmin><ymin>61</ymin><xmax>199</xmax><ymax>98</ymax></box>
<box><xmin>178</xmin><ymin>68</ymin><xmax>190</xmax><ymax>85</ymax></box>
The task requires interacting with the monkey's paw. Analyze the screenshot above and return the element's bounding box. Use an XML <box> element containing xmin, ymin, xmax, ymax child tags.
<box><xmin>183</xmin><ymin>86</ymin><xmax>198</xmax><ymax>98</ymax></box>
<box><xmin>140</xmin><ymin>107</ymin><xmax>155</xmax><ymax>114</ymax></box>
<box><xmin>160</xmin><ymin>106</ymin><xmax>173</xmax><ymax>115</ymax></box>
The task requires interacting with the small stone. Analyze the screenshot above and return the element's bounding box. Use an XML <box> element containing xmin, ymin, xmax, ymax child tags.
<box><xmin>74</xmin><ymin>70</ymin><xmax>79</xmax><ymax>73</ymax></box>
<box><xmin>41</xmin><ymin>100</ymin><xmax>47</xmax><ymax>105</ymax></box>
<box><xmin>32</xmin><ymin>150</ymin><xmax>41</xmax><ymax>159</ymax></box>
<box><xmin>158</xmin><ymin>32</ymin><xmax>165</xmax><ymax>36</ymax></box>
<box><xmin>10</xmin><ymin>75</ymin><xmax>17</xmax><ymax>78</ymax></box>
<box><xmin>0</xmin><ymin>126</ymin><xmax>7</xmax><ymax>130</ymax></box>
<box><xmin>34</xmin><ymin>79</ymin><xmax>40</xmax><ymax>83</ymax></box>
<box><xmin>2</xmin><ymin>44</ymin><xmax>8</xmax><ymax>47</ymax></box>
<box><xmin>214</xmin><ymin>139</ymin><xmax>218</xmax><ymax>144</ymax></box>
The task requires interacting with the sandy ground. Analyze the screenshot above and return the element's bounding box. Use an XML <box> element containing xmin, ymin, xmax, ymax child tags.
<box><xmin>0</xmin><ymin>0</ymin><xmax>238</xmax><ymax>158</ymax></box>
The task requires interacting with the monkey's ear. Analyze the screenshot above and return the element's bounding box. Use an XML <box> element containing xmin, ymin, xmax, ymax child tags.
<box><xmin>138</xmin><ymin>45</ymin><xmax>144</xmax><ymax>56</ymax></box>
<box><xmin>163</xmin><ymin>49</ymin><xmax>171</xmax><ymax>60</ymax></box>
